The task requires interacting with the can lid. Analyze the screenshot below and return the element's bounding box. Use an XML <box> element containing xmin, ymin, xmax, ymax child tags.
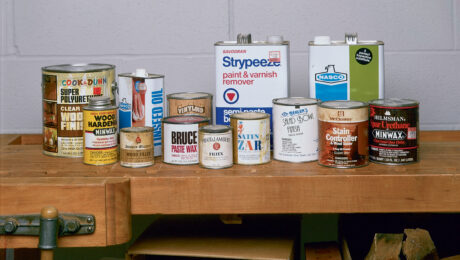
<box><xmin>42</xmin><ymin>63</ymin><xmax>115</xmax><ymax>72</ymax></box>
<box><xmin>163</xmin><ymin>115</ymin><xmax>210</xmax><ymax>124</ymax></box>
<box><xmin>273</xmin><ymin>97</ymin><xmax>318</xmax><ymax>106</ymax></box>
<box><xmin>369</xmin><ymin>98</ymin><xmax>419</xmax><ymax>107</ymax></box>
<box><xmin>121</xmin><ymin>126</ymin><xmax>154</xmax><ymax>133</ymax></box>
<box><xmin>230</xmin><ymin>112</ymin><xmax>270</xmax><ymax>120</ymax></box>
<box><xmin>89</xmin><ymin>96</ymin><xmax>111</xmax><ymax>106</ymax></box>
<box><xmin>200</xmin><ymin>124</ymin><xmax>231</xmax><ymax>133</ymax></box>
<box><xmin>167</xmin><ymin>92</ymin><xmax>212</xmax><ymax>100</ymax></box>
<box><xmin>319</xmin><ymin>100</ymin><xmax>368</xmax><ymax>109</ymax></box>
<box><xmin>313</xmin><ymin>36</ymin><xmax>331</xmax><ymax>45</ymax></box>
<box><xmin>267</xmin><ymin>35</ymin><xmax>284</xmax><ymax>44</ymax></box>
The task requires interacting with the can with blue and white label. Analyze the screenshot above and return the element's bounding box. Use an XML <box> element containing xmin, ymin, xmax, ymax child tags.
<box><xmin>118</xmin><ymin>69</ymin><xmax>165</xmax><ymax>156</ymax></box>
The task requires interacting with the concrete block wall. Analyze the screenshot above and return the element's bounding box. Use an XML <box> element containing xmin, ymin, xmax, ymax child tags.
<box><xmin>1</xmin><ymin>0</ymin><xmax>459</xmax><ymax>133</ymax></box>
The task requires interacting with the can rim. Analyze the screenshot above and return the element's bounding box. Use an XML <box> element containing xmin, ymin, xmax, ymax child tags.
<box><xmin>319</xmin><ymin>100</ymin><xmax>368</xmax><ymax>109</ymax></box>
<box><xmin>308</xmin><ymin>40</ymin><xmax>384</xmax><ymax>46</ymax></box>
<box><xmin>273</xmin><ymin>97</ymin><xmax>318</xmax><ymax>106</ymax></box>
<box><xmin>42</xmin><ymin>63</ymin><xmax>115</xmax><ymax>73</ymax></box>
<box><xmin>230</xmin><ymin>112</ymin><xmax>270</xmax><ymax>120</ymax></box>
<box><xmin>200</xmin><ymin>124</ymin><xmax>232</xmax><ymax>133</ymax></box>
<box><xmin>118</xmin><ymin>72</ymin><xmax>164</xmax><ymax>79</ymax></box>
<box><xmin>166</xmin><ymin>92</ymin><xmax>213</xmax><ymax>100</ymax></box>
<box><xmin>368</xmin><ymin>98</ymin><xmax>419</xmax><ymax>107</ymax></box>
<box><xmin>120</xmin><ymin>126</ymin><xmax>154</xmax><ymax>133</ymax></box>
<box><xmin>162</xmin><ymin>115</ymin><xmax>210</xmax><ymax>124</ymax></box>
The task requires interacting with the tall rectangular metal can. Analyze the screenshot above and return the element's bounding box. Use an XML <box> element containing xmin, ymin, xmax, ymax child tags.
<box><xmin>215</xmin><ymin>34</ymin><xmax>289</xmax><ymax>125</ymax></box>
<box><xmin>118</xmin><ymin>69</ymin><xmax>165</xmax><ymax>156</ymax></box>
<box><xmin>309</xmin><ymin>33</ymin><xmax>384</xmax><ymax>102</ymax></box>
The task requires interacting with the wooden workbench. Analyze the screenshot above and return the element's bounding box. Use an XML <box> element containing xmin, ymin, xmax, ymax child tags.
<box><xmin>1</xmin><ymin>131</ymin><xmax>459</xmax><ymax>248</ymax></box>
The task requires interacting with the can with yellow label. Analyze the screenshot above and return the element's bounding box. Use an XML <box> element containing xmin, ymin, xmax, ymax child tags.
<box><xmin>83</xmin><ymin>96</ymin><xmax>118</xmax><ymax>165</ymax></box>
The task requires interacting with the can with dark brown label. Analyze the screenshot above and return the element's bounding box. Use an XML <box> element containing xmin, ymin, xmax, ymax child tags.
<box><xmin>318</xmin><ymin>100</ymin><xmax>368</xmax><ymax>168</ymax></box>
<box><xmin>369</xmin><ymin>98</ymin><xmax>419</xmax><ymax>164</ymax></box>
<box><xmin>167</xmin><ymin>92</ymin><xmax>213</xmax><ymax>120</ymax></box>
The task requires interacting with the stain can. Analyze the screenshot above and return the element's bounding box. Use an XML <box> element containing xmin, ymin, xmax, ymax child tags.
<box><xmin>83</xmin><ymin>96</ymin><xmax>118</xmax><ymax>166</ymax></box>
<box><xmin>118</xmin><ymin>69</ymin><xmax>164</xmax><ymax>157</ymax></box>
<box><xmin>167</xmin><ymin>92</ymin><xmax>213</xmax><ymax>120</ymax></box>
<box><xmin>120</xmin><ymin>127</ymin><xmax>154</xmax><ymax>168</ymax></box>
<box><xmin>369</xmin><ymin>98</ymin><xmax>419</xmax><ymax>164</ymax></box>
<box><xmin>318</xmin><ymin>100</ymin><xmax>368</xmax><ymax>168</ymax></box>
<box><xmin>199</xmin><ymin>125</ymin><xmax>233</xmax><ymax>169</ymax></box>
<box><xmin>272</xmin><ymin>97</ymin><xmax>319</xmax><ymax>162</ymax></box>
<box><xmin>230</xmin><ymin>112</ymin><xmax>270</xmax><ymax>165</ymax></box>
<box><xmin>42</xmin><ymin>63</ymin><xmax>116</xmax><ymax>157</ymax></box>
<box><xmin>162</xmin><ymin>115</ymin><xmax>210</xmax><ymax>165</ymax></box>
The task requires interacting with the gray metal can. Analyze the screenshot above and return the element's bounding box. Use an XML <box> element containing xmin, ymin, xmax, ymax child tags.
<box><xmin>199</xmin><ymin>125</ymin><xmax>233</xmax><ymax>169</ymax></box>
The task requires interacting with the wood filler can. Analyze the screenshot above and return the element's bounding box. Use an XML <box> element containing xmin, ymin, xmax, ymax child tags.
<box><xmin>42</xmin><ymin>63</ymin><xmax>116</xmax><ymax>157</ymax></box>
<box><xmin>83</xmin><ymin>96</ymin><xmax>118</xmax><ymax>166</ymax></box>
<box><xmin>318</xmin><ymin>100</ymin><xmax>368</xmax><ymax>168</ymax></box>
<box><xmin>369</xmin><ymin>98</ymin><xmax>419</xmax><ymax>164</ymax></box>
<box><xmin>230</xmin><ymin>112</ymin><xmax>270</xmax><ymax>165</ymax></box>
<box><xmin>167</xmin><ymin>92</ymin><xmax>213</xmax><ymax>120</ymax></box>
<box><xmin>162</xmin><ymin>115</ymin><xmax>210</xmax><ymax>165</ymax></box>
<box><xmin>120</xmin><ymin>127</ymin><xmax>154</xmax><ymax>168</ymax></box>
<box><xmin>199</xmin><ymin>125</ymin><xmax>233</xmax><ymax>169</ymax></box>
<box><xmin>272</xmin><ymin>97</ymin><xmax>319</xmax><ymax>162</ymax></box>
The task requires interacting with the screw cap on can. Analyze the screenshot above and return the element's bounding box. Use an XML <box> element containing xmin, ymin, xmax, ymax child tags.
<box><xmin>88</xmin><ymin>96</ymin><xmax>111</xmax><ymax>106</ymax></box>
<box><xmin>135</xmin><ymin>68</ymin><xmax>148</xmax><ymax>77</ymax></box>
<box><xmin>314</xmin><ymin>36</ymin><xmax>331</xmax><ymax>45</ymax></box>
<box><xmin>267</xmin><ymin>35</ymin><xmax>284</xmax><ymax>44</ymax></box>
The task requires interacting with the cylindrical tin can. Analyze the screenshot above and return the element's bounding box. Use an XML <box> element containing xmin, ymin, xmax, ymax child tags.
<box><xmin>118</xmin><ymin>69</ymin><xmax>165</xmax><ymax>157</ymax></box>
<box><xmin>167</xmin><ymin>92</ymin><xmax>213</xmax><ymax>120</ymax></box>
<box><xmin>369</xmin><ymin>98</ymin><xmax>419</xmax><ymax>165</ymax></box>
<box><xmin>83</xmin><ymin>96</ymin><xmax>118</xmax><ymax>166</ymax></box>
<box><xmin>199</xmin><ymin>125</ymin><xmax>233</xmax><ymax>169</ymax></box>
<box><xmin>162</xmin><ymin>115</ymin><xmax>210</xmax><ymax>165</ymax></box>
<box><xmin>318</xmin><ymin>100</ymin><xmax>368</xmax><ymax>168</ymax></box>
<box><xmin>42</xmin><ymin>63</ymin><xmax>116</xmax><ymax>158</ymax></box>
<box><xmin>120</xmin><ymin>127</ymin><xmax>154</xmax><ymax>168</ymax></box>
<box><xmin>230</xmin><ymin>112</ymin><xmax>270</xmax><ymax>165</ymax></box>
<box><xmin>272</xmin><ymin>97</ymin><xmax>319</xmax><ymax>162</ymax></box>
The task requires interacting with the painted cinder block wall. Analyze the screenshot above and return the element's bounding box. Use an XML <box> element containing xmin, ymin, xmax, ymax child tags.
<box><xmin>1</xmin><ymin>0</ymin><xmax>459</xmax><ymax>133</ymax></box>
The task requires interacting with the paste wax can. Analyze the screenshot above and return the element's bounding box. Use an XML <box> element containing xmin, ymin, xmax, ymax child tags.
<box><xmin>318</xmin><ymin>100</ymin><xmax>368</xmax><ymax>168</ymax></box>
<box><xmin>369</xmin><ymin>98</ymin><xmax>419</xmax><ymax>164</ymax></box>
<box><xmin>199</xmin><ymin>125</ymin><xmax>233</xmax><ymax>169</ymax></box>
<box><xmin>120</xmin><ymin>127</ymin><xmax>154</xmax><ymax>168</ymax></box>
<box><xmin>167</xmin><ymin>92</ymin><xmax>213</xmax><ymax>120</ymax></box>
<box><xmin>230</xmin><ymin>112</ymin><xmax>271</xmax><ymax>165</ymax></box>
<box><xmin>83</xmin><ymin>96</ymin><xmax>118</xmax><ymax>166</ymax></box>
<box><xmin>162</xmin><ymin>115</ymin><xmax>210</xmax><ymax>165</ymax></box>
<box><xmin>272</xmin><ymin>97</ymin><xmax>318</xmax><ymax>162</ymax></box>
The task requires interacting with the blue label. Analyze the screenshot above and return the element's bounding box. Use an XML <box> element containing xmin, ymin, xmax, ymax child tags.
<box><xmin>315</xmin><ymin>83</ymin><xmax>348</xmax><ymax>101</ymax></box>
<box><xmin>119</xmin><ymin>110</ymin><xmax>132</xmax><ymax>129</ymax></box>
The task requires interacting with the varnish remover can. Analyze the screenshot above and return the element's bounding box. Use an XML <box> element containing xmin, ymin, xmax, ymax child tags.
<box><xmin>167</xmin><ymin>92</ymin><xmax>213</xmax><ymax>120</ymax></box>
<box><xmin>272</xmin><ymin>97</ymin><xmax>318</xmax><ymax>162</ymax></box>
<box><xmin>199</xmin><ymin>125</ymin><xmax>233</xmax><ymax>169</ymax></box>
<box><xmin>118</xmin><ymin>69</ymin><xmax>164</xmax><ymax>157</ymax></box>
<box><xmin>120</xmin><ymin>127</ymin><xmax>154</xmax><ymax>168</ymax></box>
<box><xmin>83</xmin><ymin>96</ymin><xmax>118</xmax><ymax>166</ymax></box>
<box><xmin>162</xmin><ymin>115</ymin><xmax>210</xmax><ymax>165</ymax></box>
<box><xmin>42</xmin><ymin>63</ymin><xmax>116</xmax><ymax>157</ymax></box>
<box><xmin>309</xmin><ymin>33</ymin><xmax>384</xmax><ymax>102</ymax></box>
<box><xmin>369</xmin><ymin>98</ymin><xmax>419</xmax><ymax>164</ymax></box>
<box><xmin>230</xmin><ymin>112</ymin><xmax>270</xmax><ymax>165</ymax></box>
<box><xmin>318</xmin><ymin>100</ymin><xmax>368</xmax><ymax>168</ymax></box>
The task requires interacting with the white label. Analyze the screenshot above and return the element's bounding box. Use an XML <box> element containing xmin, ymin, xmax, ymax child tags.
<box><xmin>199</xmin><ymin>132</ymin><xmax>233</xmax><ymax>168</ymax></box>
<box><xmin>163</xmin><ymin>123</ymin><xmax>199</xmax><ymax>164</ymax></box>
<box><xmin>273</xmin><ymin>104</ymin><xmax>318</xmax><ymax>162</ymax></box>
<box><xmin>236</xmin><ymin>119</ymin><xmax>270</xmax><ymax>164</ymax></box>
<box><xmin>84</xmin><ymin>132</ymin><xmax>117</xmax><ymax>149</ymax></box>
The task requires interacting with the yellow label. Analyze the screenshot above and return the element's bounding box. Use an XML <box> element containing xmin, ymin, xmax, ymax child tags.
<box><xmin>83</xmin><ymin>109</ymin><xmax>118</xmax><ymax>165</ymax></box>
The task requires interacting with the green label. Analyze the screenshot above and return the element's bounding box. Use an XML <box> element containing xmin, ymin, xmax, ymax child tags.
<box><xmin>349</xmin><ymin>45</ymin><xmax>380</xmax><ymax>102</ymax></box>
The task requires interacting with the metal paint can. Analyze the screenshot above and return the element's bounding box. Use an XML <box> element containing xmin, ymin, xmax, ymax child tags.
<box><xmin>120</xmin><ymin>127</ymin><xmax>154</xmax><ymax>168</ymax></box>
<box><xmin>369</xmin><ymin>98</ymin><xmax>419</xmax><ymax>165</ymax></box>
<box><xmin>199</xmin><ymin>125</ymin><xmax>233</xmax><ymax>169</ymax></box>
<box><xmin>272</xmin><ymin>97</ymin><xmax>318</xmax><ymax>162</ymax></box>
<box><xmin>167</xmin><ymin>92</ymin><xmax>213</xmax><ymax>120</ymax></box>
<box><xmin>230</xmin><ymin>112</ymin><xmax>270</xmax><ymax>165</ymax></box>
<box><xmin>118</xmin><ymin>69</ymin><xmax>164</xmax><ymax>157</ymax></box>
<box><xmin>83</xmin><ymin>96</ymin><xmax>118</xmax><ymax>166</ymax></box>
<box><xmin>162</xmin><ymin>115</ymin><xmax>210</xmax><ymax>165</ymax></box>
<box><xmin>318</xmin><ymin>100</ymin><xmax>369</xmax><ymax>168</ymax></box>
<box><xmin>42</xmin><ymin>63</ymin><xmax>116</xmax><ymax>158</ymax></box>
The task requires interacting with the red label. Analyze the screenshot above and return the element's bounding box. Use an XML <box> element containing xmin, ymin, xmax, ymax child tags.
<box><xmin>269</xmin><ymin>51</ymin><xmax>280</xmax><ymax>62</ymax></box>
<box><xmin>93</xmin><ymin>87</ymin><xmax>101</xmax><ymax>95</ymax></box>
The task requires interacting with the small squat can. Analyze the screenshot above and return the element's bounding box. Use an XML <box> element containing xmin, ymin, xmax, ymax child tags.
<box><xmin>318</xmin><ymin>100</ymin><xmax>368</xmax><ymax>168</ymax></box>
<box><xmin>230</xmin><ymin>112</ymin><xmax>270</xmax><ymax>165</ymax></box>
<box><xmin>83</xmin><ymin>96</ymin><xmax>118</xmax><ymax>166</ymax></box>
<box><xmin>167</xmin><ymin>92</ymin><xmax>213</xmax><ymax>120</ymax></box>
<box><xmin>162</xmin><ymin>115</ymin><xmax>210</xmax><ymax>165</ymax></box>
<box><xmin>120</xmin><ymin>127</ymin><xmax>154</xmax><ymax>168</ymax></box>
<box><xmin>272</xmin><ymin>97</ymin><xmax>319</xmax><ymax>162</ymax></box>
<box><xmin>369</xmin><ymin>98</ymin><xmax>419</xmax><ymax>164</ymax></box>
<box><xmin>199</xmin><ymin>125</ymin><xmax>233</xmax><ymax>169</ymax></box>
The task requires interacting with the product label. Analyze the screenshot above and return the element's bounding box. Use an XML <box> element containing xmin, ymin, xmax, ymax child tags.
<box><xmin>199</xmin><ymin>132</ymin><xmax>233</xmax><ymax>168</ymax></box>
<box><xmin>83</xmin><ymin>109</ymin><xmax>118</xmax><ymax>165</ymax></box>
<box><xmin>168</xmin><ymin>98</ymin><xmax>211</xmax><ymax>119</ymax></box>
<box><xmin>163</xmin><ymin>124</ymin><xmax>200</xmax><ymax>164</ymax></box>
<box><xmin>234</xmin><ymin>119</ymin><xmax>270</xmax><ymax>164</ymax></box>
<box><xmin>120</xmin><ymin>131</ymin><xmax>154</xmax><ymax>167</ymax></box>
<box><xmin>273</xmin><ymin>105</ymin><xmax>318</xmax><ymax>162</ymax></box>
<box><xmin>369</xmin><ymin>105</ymin><xmax>418</xmax><ymax>163</ymax></box>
